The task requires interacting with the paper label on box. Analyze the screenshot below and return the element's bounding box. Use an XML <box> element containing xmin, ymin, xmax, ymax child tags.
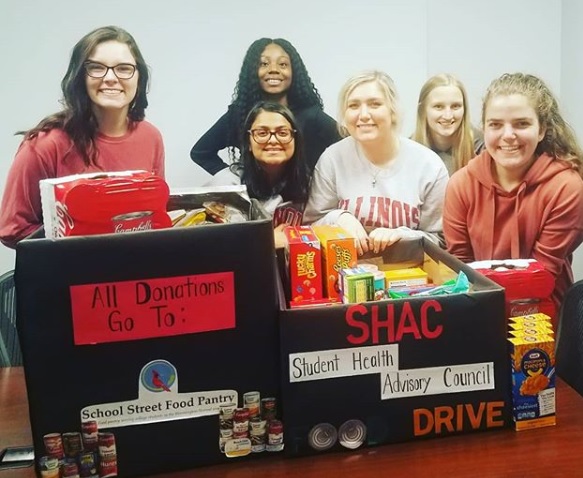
<box><xmin>70</xmin><ymin>272</ymin><xmax>235</xmax><ymax>344</ymax></box>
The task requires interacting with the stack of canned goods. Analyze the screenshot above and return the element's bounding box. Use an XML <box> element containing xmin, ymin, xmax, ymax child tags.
<box><xmin>39</xmin><ymin>422</ymin><xmax>118</xmax><ymax>477</ymax></box>
<box><xmin>218</xmin><ymin>391</ymin><xmax>283</xmax><ymax>457</ymax></box>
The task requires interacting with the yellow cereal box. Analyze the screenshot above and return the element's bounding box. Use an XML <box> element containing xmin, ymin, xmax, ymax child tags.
<box><xmin>312</xmin><ymin>225</ymin><xmax>357</xmax><ymax>300</ymax></box>
<box><xmin>508</xmin><ymin>334</ymin><xmax>556</xmax><ymax>430</ymax></box>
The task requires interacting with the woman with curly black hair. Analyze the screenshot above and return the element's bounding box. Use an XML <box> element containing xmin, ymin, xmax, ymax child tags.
<box><xmin>191</xmin><ymin>38</ymin><xmax>340</xmax><ymax>176</ymax></box>
<box><xmin>207</xmin><ymin>101</ymin><xmax>311</xmax><ymax>247</ymax></box>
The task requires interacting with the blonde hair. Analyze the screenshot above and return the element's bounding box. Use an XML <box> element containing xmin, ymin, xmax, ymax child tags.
<box><xmin>337</xmin><ymin>70</ymin><xmax>400</xmax><ymax>138</ymax></box>
<box><xmin>482</xmin><ymin>73</ymin><xmax>583</xmax><ymax>177</ymax></box>
<box><xmin>412</xmin><ymin>73</ymin><xmax>475</xmax><ymax>171</ymax></box>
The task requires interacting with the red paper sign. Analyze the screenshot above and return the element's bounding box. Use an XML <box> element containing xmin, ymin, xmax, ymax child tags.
<box><xmin>70</xmin><ymin>272</ymin><xmax>235</xmax><ymax>345</ymax></box>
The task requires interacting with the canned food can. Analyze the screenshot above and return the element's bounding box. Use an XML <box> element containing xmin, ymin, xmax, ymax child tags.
<box><xmin>307</xmin><ymin>422</ymin><xmax>337</xmax><ymax>451</ymax></box>
<box><xmin>219</xmin><ymin>402</ymin><xmax>237</xmax><ymax>429</ymax></box>
<box><xmin>99</xmin><ymin>456</ymin><xmax>118</xmax><ymax>478</ymax></box>
<box><xmin>81</xmin><ymin>420</ymin><xmax>99</xmax><ymax>451</ymax></box>
<box><xmin>78</xmin><ymin>450</ymin><xmax>98</xmax><ymax>477</ymax></box>
<box><xmin>62</xmin><ymin>432</ymin><xmax>84</xmax><ymax>457</ymax></box>
<box><xmin>250</xmin><ymin>432</ymin><xmax>266</xmax><ymax>453</ymax></box>
<box><xmin>38</xmin><ymin>455</ymin><xmax>60</xmax><ymax>478</ymax></box>
<box><xmin>232</xmin><ymin>408</ymin><xmax>250</xmax><ymax>434</ymax></box>
<box><xmin>62</xmin><ymin>460</ymin><xmax>80</xmax><ymax>477</ymax></box>
<box><xmin>112</xmin><ymin>211</ymin><xmax>153</xmax><ymax>233</ymax></box>
<box><xmin>249</xmin><ymin>417</ymin><xmax>267</xmax><ymax>435</ymax></box>
<box><xmin>260</xmin><ymin>397</ymin><xmax>277</xmax><ymax>421</ymax></box>
<box><xmin>267</xmin><ymin>419</ymin><xmax>284</xmax><ymax>452</ymax></box>
<box><xmin>243</xmin><ymin>391</ymin><xmax>261</xmax><ymax>419</ymax></box>
<box><xmin>97</xmin><ymin>432</ymin><xmax>116</xmax><ymax>459</ymax></box>
<box><xmin>43</xmin><ymin>433</ymin><xmax>65</xmax><ymax>459</ymax></box>
<box><xmin>338</xmin><ymin>419</ymin><xmax>367</xmax><ymax>449</ymax></box>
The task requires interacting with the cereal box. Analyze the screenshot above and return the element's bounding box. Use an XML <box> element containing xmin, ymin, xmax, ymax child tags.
<box><xmin>311</xmin><ymin>225</ymin><xmax>357</xmax><ymax>300</ymax></box>
<box><xmin>283</xmin><ymin>226</ymin><xmax>323</xmax><ymax>305</ymax></box>
<box><xmin>508</xmin><ymin>333</ymin><xmax>556</xmax><ymax>430</ymax></box>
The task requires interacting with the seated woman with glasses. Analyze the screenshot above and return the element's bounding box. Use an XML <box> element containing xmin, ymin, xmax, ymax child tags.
<box><xmin>304</xmin><ymin>70</ymin><xmax>448</xmax><ymax>256</ymax></box>
<box><xmin>0</xmin><ymin>25</ymin><xmax>164</xmax><ymax>248</ymax></box>
<box><xmin>206</xmin><ymin>101</ymin><xmax>311</xmax><ymax>248</ymax></box>
<box><xmin>190</xmin><ymin>38</ymin><xmax>340</xmax><ymax>177</ymax></box>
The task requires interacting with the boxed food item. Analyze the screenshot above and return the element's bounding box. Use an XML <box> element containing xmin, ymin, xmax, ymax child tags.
<box><xmin>279</xmin><ymin>238</ymin><xmax>512</xmax><ymax>457</ymax></box>
<box><xmin>283</xmin><ymin>226</ymin><xmax>323</xmax><ymax>305</ymax></box>
<box><xmin>384</xmin><ymin>267</ymin><xmax>428</xmax><ymax>289</ymax></box>
<box><xmin>508</xmin><ymin>331</ymin><xmax>556</xmax><ymax>431</ymax></box>
<box><xmin>40</xmin><ymin>170</ymin><xmax>171</xmax><ymax>238</ymax></box>
<box><xmin>339</xmin><ymin>266</ymin><xmax>374</xmax><ymax>303</ymax></box>
<box><xmin>312</xmin><ymin>225</ymin><xmax>357</xmax><ymax>300</ymax></box>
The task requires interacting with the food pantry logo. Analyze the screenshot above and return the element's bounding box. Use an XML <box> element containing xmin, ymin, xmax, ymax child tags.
<box><xmin>140</xmin><ymin>360</ymin><xmax>176</xmax><ymax>393</ymax></box>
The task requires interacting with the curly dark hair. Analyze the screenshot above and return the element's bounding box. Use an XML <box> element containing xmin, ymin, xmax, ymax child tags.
<box><xmin>227</xmin><ymin>38</ymin><xmax>324</xmax><ymax>160</ymax></box>
<box><xmin>231</xmin><ymin>101</ymin><xmax>311</xmax><ymax>205</ymax></box>
<box><xmin>20</xmin><ymin>26</ymin><xmax>150</xmax><ymax>167</ymax></box>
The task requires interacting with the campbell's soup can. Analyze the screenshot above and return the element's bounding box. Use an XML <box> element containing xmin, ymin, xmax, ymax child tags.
<box><xmin>233</xmin><ymin>408</ymin><xmax>250</xmax><ymax>433</ymax></box>
<box><xmin>62</xmin><ymin>460</ymin><xmax>80</xmax><ymax>477</ymax></box>
<box><xmin>81</xmin><ymin>420</ymin><xmax>99</xmax><ymax>451</ymax></box>
<box><xmin>112</xmin><ymin>211</ymin><xmax>153</xmax><ymax>233</ymax></box>
<box><xmin>99</xmin><ymin>456</ymin><xmax>118</xmax><ymax>478</ymax></box>
<box><xmin>98</xmin><ymin>432</ymin><xmax>116</xmax><ymax>459</ymax></box>
<box><xmin>43</xmin><ymin>433</ymin><xmax>65</xmax><ymax>459</ymax></box>
<box><xmin>267</xmin><ymin>420</ymin><xmax>284</xmax><ymax>452</ymax></box>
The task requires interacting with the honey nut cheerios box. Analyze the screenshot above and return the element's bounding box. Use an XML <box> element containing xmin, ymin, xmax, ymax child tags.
<box><xmin>508</xmin><ymin>313</ymin><xmax>556</xmax><ymax>431</ymax></box>
<box><xmin>311</xmin><ymin>225</ymin><xmax>357</xmax><ymax>300</ymax></box>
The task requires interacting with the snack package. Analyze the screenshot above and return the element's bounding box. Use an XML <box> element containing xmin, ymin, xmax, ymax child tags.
<box><xmin>40</xmin><ymin>171</ymin><xmax>171</xmax><ymax>238</ymax></box>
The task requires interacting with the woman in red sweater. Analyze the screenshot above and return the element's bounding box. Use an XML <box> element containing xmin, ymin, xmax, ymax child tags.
<box><xmin>444</xmin><ymin>73</ymin><xmax>583</xmax><ymax>315</ymax></box>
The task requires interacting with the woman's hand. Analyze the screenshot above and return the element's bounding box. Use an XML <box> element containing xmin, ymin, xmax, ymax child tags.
<box><xmin>368</xmin><ymin>227</ymin><xmax>403</xmax><ymax>253</ymax></box>
<box><xmin>337</xmin><ymin>213</ymin><xmax>369</xmax><ymax>256</ymax></box>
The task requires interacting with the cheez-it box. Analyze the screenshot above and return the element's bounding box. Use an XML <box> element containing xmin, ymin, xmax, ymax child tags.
<box><xmin>283</xmin><ymin>226</ymin><xmax>323</xmax><ymax>305</ymax></box>
<box><xmin>312</xmin><ymin>225</ymin><xmax>357</xmax><ymax>300</ymax></box>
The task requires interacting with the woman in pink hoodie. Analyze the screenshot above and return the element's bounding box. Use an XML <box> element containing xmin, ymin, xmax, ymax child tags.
<box><xmin>444</xmin><ymin>73</ymin><xmax>583</xmax><ymax>314</ymax></box>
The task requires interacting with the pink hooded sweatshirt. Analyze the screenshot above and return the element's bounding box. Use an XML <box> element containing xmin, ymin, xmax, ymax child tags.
<box><xmin>444</xmin><ymin>150</ymin><xmax>583</xmax><ymax>310</ymax></box>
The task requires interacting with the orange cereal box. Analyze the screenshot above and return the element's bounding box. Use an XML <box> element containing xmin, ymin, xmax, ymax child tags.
<box><xmin>283</xmin><ymin>226</ymin><xmax>323</xmax><ymax>305</ymax></box>
<box><xmin>311</xmin><ymin>225</ymin><xmax>357</xmax><ymax>300</ymax></box>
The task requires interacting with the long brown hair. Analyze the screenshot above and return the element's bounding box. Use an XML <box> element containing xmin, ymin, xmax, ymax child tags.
<box><xmin>20</xmin><ymin>26</ymin><xmax>150</xmax><ymax>167</ymax></box>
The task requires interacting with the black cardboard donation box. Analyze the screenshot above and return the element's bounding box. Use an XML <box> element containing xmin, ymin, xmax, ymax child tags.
<box><xmin>279</xmin><ymin>238</ymin><xmax>512</xmax><ymax>456</ymax></box>
<box><xmin>16</xmin><ymin>192</ymin><xmax>282</xmax><ymax>477</ymax></box>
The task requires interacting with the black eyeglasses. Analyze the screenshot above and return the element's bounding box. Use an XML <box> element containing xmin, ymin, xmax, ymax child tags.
<box><xmin>84</xmin><ymin>61</ymin><xmax>137</xmax><ymax>79</ymax></box>
<box><xmin>249</xmin><ymin>128</ymin><xmax>295</xmax><ymax>144</ymax></box>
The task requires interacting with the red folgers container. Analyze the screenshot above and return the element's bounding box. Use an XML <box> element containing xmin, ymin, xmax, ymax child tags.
<box><xmin>40</xmin><ymin>170</ymin><xmax>171</xmax><ymax>239</ymax></box>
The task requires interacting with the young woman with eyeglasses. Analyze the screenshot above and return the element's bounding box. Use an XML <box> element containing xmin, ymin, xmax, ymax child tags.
<box><xmin>207</xmin><ymin>101</ymin><xmax>311</xmax><ymax>247</ymax></box>
<box><xmin>0</xmin><ymin>25</ymin><xmax>164</xmax><ymax>248</ymax></box>
<box><xmin>190</xmin><ymin>38</ymin><xmax>340</xmax><ymax>176</ymax></box>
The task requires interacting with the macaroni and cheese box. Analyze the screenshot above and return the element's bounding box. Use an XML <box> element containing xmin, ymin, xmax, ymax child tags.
<box><xmin>508</xmin><ymin>330</ymin><xmax>556</xmax><ymax>431</ymax></box>
<box><xmin>284</xmin><ymin>226</ymin><xmax>323</xmax><ymax>305</ymax></box>
<box><xmin>312</xmin><ymin>225</ymin><xmax>357</xmax><ymax>300</ymax></box>
<box><xmin>384</xmin><ymin>267</ymin><xmax>428</xmax><ymax>288</ymax></box>
<box><xmin>339</xmin><ymin>266</ymin><xmax>374</xmax><ymax>303</ymax></box>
